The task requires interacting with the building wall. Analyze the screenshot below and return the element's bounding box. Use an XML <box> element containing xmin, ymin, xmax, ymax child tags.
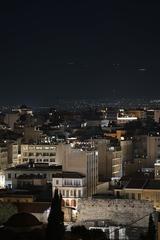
<box><xmin>115</xmin><ymin>188</ymin><xmax>160</xmax><ymax>210</ymax></box>
<box><xmin>154</xmin><ymin>110</ymin><xmax>160</xmax><ymax>123</ymax></box>
<box><xmin>61</xmin><ymin>144</ymin><xmax>98</xmax><ymax>197</ymax></box>
<box><xmin>77</xmin><ymin>199</ymin><xmax>153</xmax><ymax>228</ymax></box>
<box><xmin>112</xmin><ymin>150</ymin><xmax>122</xmax><ymax>179</ymax></box>
<box><xmin>5</xmin><ymin>168</ymin><xmax>61</xmax><ymax>188</ymax></box>
<box><xmin>23</xmin><ymin>127</ymin><xmax>43</xmax><ymax>143</ymax></box>
<box><xmin>33</xmin><ymin>206</ymin><xmax>74</xmax><ymax>223</ymax></box>
<box><xmin>94</xmin><ymin>139</ymin><xmax>109</xmax><ymax>179</ymax></box>
<box><xmin>158</xmin><ymin>222</ymin><xmax>160</xmax><ymax>240</ymax></box>
<box><xmin>120</xmin><ymin>140</ymin><xmax>133</xmax><ymax>162</ymax></box>
<box><xmin>52</xmin><ymin>177</ymin><xmax>87</xmax><ymax>208</ymax></box>
<box><xmin>147</xmin><ymin>136</ymin><xmax>160</xmax><ymax>167</ymax></box>
<box><xmin>155</xmin><ymin>161</ymin><xmax>160</xmax><ymax>179</ymax></box>
<box><xmin>128</xmin><ymin>110</ymin><xmax>146</xmax><ymax>119</ymax></box>
<box><xmin>133</xmin><ymin>135</ymin><xmax>147</xmax><ymax>159</ymax></box>
<box><xmin>123</xmin><ymin>159</ymin><xmax>144</xmax><ymax>176</ymax></box>
<box><xmin>0</xmin><ymin>196</ymin><xmax>34</xmax><ymax>203</ymax></box>
<box><xmin>21</xmin><ymin>144</ymin><xmax>60</xmax><ymax>165</ymax></box>
<box><xmin>4</xmin><ymin>113</ymin><xmax>19</xmax><ymax>130</ymax></box>
<box><xmin>0</xmin><ymin>146</ymin><xmax>8</xmax><ymax>170</ymax></box>
<box><xmin>8</xmin><ymin>143</ymin><xmax>19</xmax><ymax>165</ymax></box>
<box><xmin>0</xmin><ymin>171</ymin><xmax>5</xmax><ymax>188</ymax></box>
<box><xmin>106</xmin><ymin>149</ymin><xmax>122</xmax><ymax>179</ymax></box>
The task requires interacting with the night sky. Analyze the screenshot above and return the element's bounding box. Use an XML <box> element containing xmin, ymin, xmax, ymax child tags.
<box><xmin>0</xmin><ymin>1</ymin><xmax>160</xmax><ymax>105</ymax></box>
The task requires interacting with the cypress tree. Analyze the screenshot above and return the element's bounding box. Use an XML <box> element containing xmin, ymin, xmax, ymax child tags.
<box><xmin>46</xmin><ymin>188</ymin><xmax>65</xmax><ymax>240</ymax></box>
<box><xmin>147</xmin><ymin>214</ymin><xmax>156</xmax><ymax>240</ymax></box>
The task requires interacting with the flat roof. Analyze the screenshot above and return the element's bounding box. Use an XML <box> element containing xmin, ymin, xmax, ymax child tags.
<box><xmin>53</xmin><ymin>171</ymin><xmax>85</xmax><ymax>179</ymax></box>
<box><xmin>6</xmin><ymin>163</ymin><xmax>62</xmax><ymax>171</ymax></box>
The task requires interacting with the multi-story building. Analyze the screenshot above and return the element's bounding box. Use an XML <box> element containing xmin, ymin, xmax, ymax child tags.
<box><xmin>146</xmin><ymin>109</ymin><xmax>160</xmax><ymax>123</ymax></box>
<box><xmin>147</xmin><ymin>135</ymin><xmax>160</xmax><ymax>167</ymax></box>
<box><xmin>117</xmin><ymin>109</ymin><xmax>138</xmax><ymax>125</ymax></box>
<box><xmin>133</xmin><ymin>135</ymin><xmax>147</xmax><ymax>159</ymax></box>
<box><xmin>0</xmin><ymin>145</ymin><xmax>8</xmax><ymax>170</ymax></box>
<box><xmin>106</xmin><ymin>107</ymin><xmax>118</xmax><ymax>121</ymax></box>
<box><xmin>12</xmin><ymin>105</ymin><xmax>33</xmax><ymax>115</ymax></box>
<box><xmin>120</xmin><ymin>139</ymin><xmax>133</xmax><ymax>163</ymax></box>
<box><xmin>0</xmin><ymin>193</ymin><xmax>35</xmax><ymax>203</ymax></box>
<box><xmin>59</xmin><ymin>144</ymin><xmax>98</xmax><ymax>197</ymax></box>
<box><xmin>5</xmin><ymin>163</ymin><xmax>62</xmax><ymax>188</ymax></box>
<box><xmin>4</xmin><ymin>112</ymin><xmax>19</xmax><ymax>130</ymax></box>
<box><xmin>15</xmin><ymin>174</ymin><xmax>47</xmax><ymax>189</ymax></box>
<box><xmin>127</xmin><ymin>109</ymin><xmax>146</xmax><ymax>119</ymax></box>
<box><xmin>114</xmin><ymin>177</ymin><xmax>160</xmax><ymax>210</ymax></box>
<box><xmin>20</xmin><ymin>144</ymin><xmax>61</xmax><ymax>166</ymax></box>
<box><xmin>8</xmin><ymin>143</ymin><xmax>19</xmax><ymax>166</ymax></box>
<box><xmin>23</xmin><ymin>126</ymin><xmax>43</xmax><ymax>143</ymax></box>
<box><xmin>93</xmin><ymin>139</ymin><xmax>122</xmax><ymax>180</ymax></box>
<box><xmin>110</xmin><ymin>149</ymin><xmax>123</xmax><ymax>180</ymax></box>
<box><xmin>154</xmin><ymin>159</ymin><xmax>160</xmax><ymax>180</ymax></box>
<box><xmin>0</xmin><ymin>171</ymin><xmax>5</xmax><ymax>188</ymax></box>
<box><xmin>52</xmin><ymin>172</ymin><xmax>86</xmax><ymax>208</ymax></box>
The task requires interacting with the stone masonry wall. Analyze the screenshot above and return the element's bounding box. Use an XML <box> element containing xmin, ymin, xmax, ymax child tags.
<box><xmin>77</xmin><ymin>198</ymin><xmax>154</xmax><ymax>227</ymax></box>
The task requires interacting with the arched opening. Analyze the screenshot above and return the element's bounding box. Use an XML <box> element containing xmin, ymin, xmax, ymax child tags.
<box><xmin>71</xmin><ymin>199</ymin><xmax>76</xmax><ymax>207</ymax></box>
<box><xmin>66</xmin><ymin>199</ymin><xmax>70</xmax><ymax>206</ymax></box>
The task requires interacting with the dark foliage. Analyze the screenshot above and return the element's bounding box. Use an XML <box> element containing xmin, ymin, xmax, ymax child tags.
<box><xmin>146</xmin><ymin>214</ymin><xmax>156</xmax><ymax>240</ymax></box>
<box><xmin>71</xmin><ymin>225</ymin><xmax>106</xmax><ymax>240</ymax></box>
<box><xmin>46</xmin><ymin>189</ymin><xmax>65</xmax><ymax>240</ymax></box>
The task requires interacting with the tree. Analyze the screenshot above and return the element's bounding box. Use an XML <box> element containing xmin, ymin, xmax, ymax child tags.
<box><xmin>71</xmin><ymin>226</ymin><xmax>107</xmax><ymax>240</ymax></box>
<box><xmin>71</xmin><ymin>225</ymin><xmax>89</xmax><ymax>240</ymax></box>
<box><xmin>0</xmin><ymin>202</ymin><xmax>17</xmax><ymax>225</ymax></box>
<box><xmin>147</xmin><ymin>214</ymin><xmax>156</xmax><ymax>240</ymax></box>
<box><xmin>46</xmin><ymin>189</ymin><xmax>65</xmax><ymax>240</ymax></box>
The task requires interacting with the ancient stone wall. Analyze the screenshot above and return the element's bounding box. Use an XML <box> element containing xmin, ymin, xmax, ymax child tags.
<box><xmin>77</xmin><ymin>198</ymin><xmax>154</xmax><ymax>227</ymax></box>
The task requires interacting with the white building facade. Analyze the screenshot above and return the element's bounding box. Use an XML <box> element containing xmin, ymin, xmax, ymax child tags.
<box><xmin>21</xmin><ymin>144</ymin><xmax>60</xmax><ymax>165</ymax></box>
<box><xmin>52</xmin><ymin>172</ymin><xmax>87</xmax><ymax>208</ymax></box>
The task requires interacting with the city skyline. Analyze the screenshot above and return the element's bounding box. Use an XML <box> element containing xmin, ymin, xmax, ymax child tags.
<box><xmin>0</xmin><ymin>1</ymin><xmax>160</xmax><ymax>105</ymax></box>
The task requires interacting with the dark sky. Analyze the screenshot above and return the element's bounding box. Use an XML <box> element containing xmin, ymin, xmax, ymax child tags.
<box><xmin>0</xmin><ymin>1</ymin><xmax>160</xmax><ymax>105</ymax></box>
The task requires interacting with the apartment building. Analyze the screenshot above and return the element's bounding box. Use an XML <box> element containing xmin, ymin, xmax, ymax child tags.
<box><xmin>5</xmin><ymin>163</ymin><xmax>62</xmax><ymax>188</ymax></box>
<box><xmin>59</xmin><ymin>143</ymin><xmax>98</xmax><ymax>197</ymax></box>
<box><xmin>0</xmin><ymin>145</ymin><xmax>8</xmax><ymax>170</ymax></box>
<box><xmin>21</xmin><ymin>144</ymin><xmax>61</xmax><ymax>165</ymax></box>
<box><xmin>52</xmin><ymin>172</ymin><xmax>86</xmax><ymax>208</ymax></box>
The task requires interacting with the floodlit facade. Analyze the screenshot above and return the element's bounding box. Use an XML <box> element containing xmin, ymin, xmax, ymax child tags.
<box><xmin>8</xmin><ymin>143</ymin><xmax>19</xmax><ymax>166</ymax></box>
<box><xmin>0</xmin><ymin>145</ymin><xmax>8</xmax><ymax>170</ymax></box>
<box><xmin>52</xmin><ymin>172</ymin><xmax>87</xmax><ymax>208</ymax></box>
<box><xmin>21</xmin><ymin>144</ymin><xmax>61</xmax><ymax>165</ymax></box>
<box><xmin>60</xmin><ymin>144</ymin><xmax>98</xmax><ymax>197</ymax></box>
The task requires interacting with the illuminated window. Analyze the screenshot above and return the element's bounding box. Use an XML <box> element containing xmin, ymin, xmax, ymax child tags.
<box><xmin>66</xmin><ymin>190</ymin><xmax>69</xmax><ymax>197</ymax></box>
<box><xmin>138</xmin><ymin>193</ymin><xmax>141</xmax><ymax>200</ymax></box>
<box><xmin>131</xmin><ymin>193</ymin><xmax>135</xmax><ymax>199</ymax></box>
<box><xmin>66</xmin><ymin>200</ymin><xmax>69</xmax><ymax>206</ymax></box>
<box><xmin>71</xmin><ymin>199</ymin><xmax>76</xmax><ymax>207</ymax></box>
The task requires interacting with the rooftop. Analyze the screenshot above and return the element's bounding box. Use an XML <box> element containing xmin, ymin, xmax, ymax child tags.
<box><xmin>15</xmin><ymin>202</ymin><xmax>51</xmax><ymax>213</ymax></box>
<box><xmin>6</xmin><ymin>163</ymin><xmax>62</xmax><ymax>171</ymax></box>
<box><xmin>17</xmin><ymin>174</ymin><xmax>46</xmax><ymax>179</ymax></box>
<box><xmin>53</xmin><ymin>171</ymin><xmax>85</xmax><ymax>179</ymax></box>
<box><xmin>125</xmin><ymin>179</ymin><xmax>149</xmax><ymax>189</ymax></box>
<box><xmin>124</xmin><ymin>178</ymin><xmax>160</xmax><ymax>190</ymax></box>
